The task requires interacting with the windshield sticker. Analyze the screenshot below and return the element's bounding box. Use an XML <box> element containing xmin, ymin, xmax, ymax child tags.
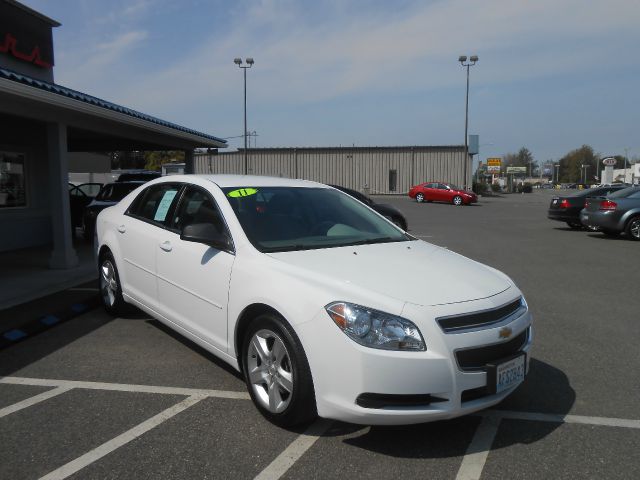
<box><xmin>153</xmin><ymin>190</ymin><xmax>178</xmax><ymax>221</ymax></box>
<box><xmin>227</xmin><ymin>188</ymin><xmax>258</xmax><ymax>198</ymax></box>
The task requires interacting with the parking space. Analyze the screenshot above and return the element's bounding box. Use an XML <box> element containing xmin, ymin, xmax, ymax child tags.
<box><xmin>1</xmin><ymin>189</ymin><xmax>639</xmax><ymax>479</ymax></box>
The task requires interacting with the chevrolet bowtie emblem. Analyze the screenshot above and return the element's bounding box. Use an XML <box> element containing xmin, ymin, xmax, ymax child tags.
<box><xmin>499</xmin><ymin>327</ymin><xmax>512</xmax><ymax>339</ymax></box>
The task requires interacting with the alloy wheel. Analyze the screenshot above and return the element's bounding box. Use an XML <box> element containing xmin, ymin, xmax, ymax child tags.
<box><xmin>416</xmin><ymin>193</ymin><xmax>424</xmax><ymax>203</ymax></box>
<box><xmin>100</xmin><ymin>260</ymin><xmax>118</xmax><ymax>307</ymax></box>
<box><xmin>246</xmin><ymin>329</ymin><xmax>293</xmax><ymax>414</ymax></box>
<box><xmin>453</xmin><ymin>196</ymin><xmax>463</xmax><ymax>206</ymax></box>
<box><xmin>629</xmin><ymin>218</ymin><xmax>640</xmax><ymax>240</ymax></box>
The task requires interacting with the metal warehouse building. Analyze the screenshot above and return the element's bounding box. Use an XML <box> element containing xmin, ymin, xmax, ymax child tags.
<box><xmin>194</xmin><ymin>146</ymin><xmax>471</xmax><ymax>195</ymax></box>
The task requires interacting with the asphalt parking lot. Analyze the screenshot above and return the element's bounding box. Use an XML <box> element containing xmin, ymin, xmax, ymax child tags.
<box><xmin>1</xmin><ymin>189</ymin><xmax>639</xmax><ymax>480</ymax></box>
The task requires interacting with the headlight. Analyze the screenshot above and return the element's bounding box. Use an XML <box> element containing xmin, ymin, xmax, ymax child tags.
<box><xmin>325</xmin><ymin>302</ymin><xmax>426</xmax><ymax>351</ymax></box>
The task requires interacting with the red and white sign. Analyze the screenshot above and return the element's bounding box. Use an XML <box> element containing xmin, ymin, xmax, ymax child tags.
<box><xmin>602</xmin><ymin>157</ymin><xmax>616</xmax><ymax>166</ymax></box>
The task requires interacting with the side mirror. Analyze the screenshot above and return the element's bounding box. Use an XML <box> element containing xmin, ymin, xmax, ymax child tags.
<box><xmin>181</xmin><ymin>223</ymin><xmax>233</xmax><ymax>252</ymax></box>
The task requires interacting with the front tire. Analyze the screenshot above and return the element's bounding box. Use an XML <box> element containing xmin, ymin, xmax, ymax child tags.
<box><xmin>625</xmin><ymin>216</ymin><xmax>640</xmax><ymax>241</ymax></box>
<box><xmin>242</xmin><ymin>313</ymin><xmax>316</xmax><ymax>427</ymax></box>
<box><xmin>453</xmin><ymin>195</ymin><xmax>463</xmax><ymax>206</ymax></box>
<box><xmin>99</xmin><ymin>252</ymin><xmax>127</xmax><ymax>315</ymax></box>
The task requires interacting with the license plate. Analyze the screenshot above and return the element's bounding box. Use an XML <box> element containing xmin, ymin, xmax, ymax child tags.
<box><xmin>488</xmin><ymin>353</ymin><xmax>526</xmax><ymax>394</ymax></box>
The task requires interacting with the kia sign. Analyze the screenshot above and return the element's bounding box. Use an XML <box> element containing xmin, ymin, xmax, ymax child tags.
<box><xmin>602</xmin><ymin>157</ymin><xmax>616</xmax><ymax>166</ymax></box>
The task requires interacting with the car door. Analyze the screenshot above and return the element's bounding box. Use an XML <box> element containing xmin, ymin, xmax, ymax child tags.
<box><xmin>438</xmin><ymin>183</ymin><xmax>453</xmax><ymax>202</ymax></box>
<box><xmin>423</xmin><ymin>183</ymin><xmax>437</xmax><ymax>200</ymax></box>
<box><xmin>119</xmin><ymin>183</ymin><xmax>182</xmax><ymax>307</ymax></box>
<box><xmin>155</xmin><ymin>185</ymin><xmax>235</xmax><ymax>353</ymax></box>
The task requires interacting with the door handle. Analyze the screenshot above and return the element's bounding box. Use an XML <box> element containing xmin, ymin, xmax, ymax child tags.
<box><xmin>159</xmin><ymin>241</ymin><xmax>172</xmax><ymax>252</ymax></box>
<box><xmin>117</xmin><ymin>225</ymin><xmax>126</xmax><ymax>233</ymax></box>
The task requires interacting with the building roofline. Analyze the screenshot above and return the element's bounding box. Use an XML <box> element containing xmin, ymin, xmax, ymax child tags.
<box><xmin>203</xmin><ymin>145</ymin><xmax>466</xmax><ymax>154</ymax></box>
<box><xmin>3</xmin><ymin>0</ymin><xmax>61</xmax><ymax>27</ymax></box>
<box><xmin>0</xmin><ymin>67</ymin><xmax>227</xmax><ymax>147</ymax></box>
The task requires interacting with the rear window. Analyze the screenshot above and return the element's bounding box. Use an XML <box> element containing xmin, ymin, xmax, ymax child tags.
<box><xmin>608</xmin><ymin>187</ymin><xmax>640</xmax><ymax>199</ymax></box>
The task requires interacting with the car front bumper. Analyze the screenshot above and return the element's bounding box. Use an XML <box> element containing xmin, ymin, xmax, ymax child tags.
<box><xmin>297</xmin><ymin>291</ymin><xmax>533</xmax><ymax>425</ymax></box>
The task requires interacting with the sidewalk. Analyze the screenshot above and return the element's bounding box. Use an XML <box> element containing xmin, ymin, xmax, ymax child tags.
<box><xmin>0</xmin><ymin>241</ymin><xmax>100</xmax><ymax>348</ymax></box>
<box><xmin>0</xmin><ymin>241</ymin><xmax>96</xmax><ymax>310</ymax></box>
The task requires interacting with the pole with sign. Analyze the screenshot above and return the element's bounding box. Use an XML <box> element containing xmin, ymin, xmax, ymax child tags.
<box><xmin>602</xmin><ymin>157</ymin><xmax>616</xmax><ymax>184</ymax></box>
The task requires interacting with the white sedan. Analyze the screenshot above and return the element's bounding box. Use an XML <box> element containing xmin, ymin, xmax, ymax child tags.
<box><xmin>96</xmin><ymin>175</ymin><xmax>533</xmax><ymax>426</ymax></box>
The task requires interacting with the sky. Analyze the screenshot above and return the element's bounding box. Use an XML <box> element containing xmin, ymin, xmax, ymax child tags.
<box><xmin>21</xmin><ymin>0</ymin><xmax>640</xmax><ymax>165</ymax></box>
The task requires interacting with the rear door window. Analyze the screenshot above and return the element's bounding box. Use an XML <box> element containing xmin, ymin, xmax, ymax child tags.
<box><xmin>127</xmin><ymin>184</ymin><xmax>182</xmax><ymax>226</ymax></box>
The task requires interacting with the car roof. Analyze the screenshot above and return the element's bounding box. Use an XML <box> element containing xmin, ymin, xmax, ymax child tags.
<box><xmin>154</xmin><ymin>174</ymin><xmax>331</xmax><ymax>189</ymax></box>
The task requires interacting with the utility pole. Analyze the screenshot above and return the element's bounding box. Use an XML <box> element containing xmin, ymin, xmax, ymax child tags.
<box><xmin>458</xmin><ymin>55</ymin><xmax>478</xmax><ymax>190</ymax></box>
<box><xmin>233</xmin><ymin>57</ymin><xmax>254</xmax><ymax>174</ymax></box>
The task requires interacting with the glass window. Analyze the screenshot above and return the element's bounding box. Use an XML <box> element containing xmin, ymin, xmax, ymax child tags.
<box><xmin>223</xmin><ymin>186</ymin><xmax>411</xmax><ymax>253</ymax></box>
<box><xmin>0</xmin><ymin>152</ymin><xmax>26</xmax><ymax>208</ymax></box>
<box><xmin>128</xmin><ymin>184</ymin><xmax>181</xmax><ymax>224</ymax></box>
<box><xmin>97</xmin><ymin>182</ymin><xmax>143</xmax><ymax>202</ymax></box>
<box><xmin>172</xmin><ymin>187</ymin><xmax>227</xmax><ymax>234</ymax></box>
<box><xmin>609</xmin><ymin>187</ymin><xmax>640</xmax><ymax>199</ymax></box>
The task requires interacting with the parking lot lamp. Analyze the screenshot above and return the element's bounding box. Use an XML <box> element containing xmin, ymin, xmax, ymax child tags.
<box><xmin>554</xmin><ymin>164</ymin><xmax>560</xmax><ymax>184</ymax></box>
<box><xmin>459</xmin><ymin>55</ymin><xmax>478</xmax><ymax>190</ymax></box>
<box><xmin>234</xmin><ymin>57</ymin><xmax>254</xmax><ymax>174</ymax></box>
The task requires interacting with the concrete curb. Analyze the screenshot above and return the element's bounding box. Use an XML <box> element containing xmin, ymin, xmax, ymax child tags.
<box><xmin>0</xmin><ymin>295</ymin><xmax>100</xmax><ymax>350</ymax></box>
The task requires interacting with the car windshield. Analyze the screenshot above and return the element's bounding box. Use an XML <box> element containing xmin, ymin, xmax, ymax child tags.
<box><xmin>222</xmin><ymin>186</ymin><xmax>412</xmax><ymax>252</ymax></box>
<box><xmin>608</xmin><ymin>186</ymin><xmax>639</xmax><ymax>199</ymax></box>
<box><xmin>96</xmin><ymin>183</ymin><xmax>141</xmax><ymax>202</ymax></box>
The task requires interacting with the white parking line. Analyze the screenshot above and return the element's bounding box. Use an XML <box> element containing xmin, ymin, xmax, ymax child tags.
<box><xmin>0</xmin><ymin>386</ymin><xmax>71</xmax><ymax>418</ymax></box>
<box><xmin>483</xmin><ymin>409</ymin><xmax>640</xmax><ymax>430</ymax></box>
<box><xmin>254</xmin><ymin>419</ymin><xmax>333</xmax><ymax>480</ymax></box>
<box><xmin>455</xmin><ymin>415</ymin><xmax>501</xmax><ymax>480</ymax></box>
<box><xmin>0</xmin><ymin>376</ymin><xmax>250</xmax><ymax>400</ymax></box>
<box><xmin>38</xmin><ymin>395</ymin><xmax>205</xmax><ymax>480</ymax></box>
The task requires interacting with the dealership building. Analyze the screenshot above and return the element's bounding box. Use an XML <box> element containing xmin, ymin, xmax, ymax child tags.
<box><xmin>195</xmin><ymin>144</ymin><xmax>476</xmax><ymax>195</ymax></box>
<box><xmin>0</xmin><ymin>0</ymin><xmax>226</xmax><ymax>265</ymax></box>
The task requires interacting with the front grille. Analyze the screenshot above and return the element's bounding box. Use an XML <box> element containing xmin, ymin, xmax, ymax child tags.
<box><xmin>356</xmin><ymin>393</ymin><xmax>447</xmax><ymax>409</ymax></box>
<box><xmin>455</xmin><ymin>328</ymin><xmax>528</xmax><ymax>371</ymax></box>
<box><xmin>437</xmin><ymin>298</ymin><xmax>523</xmax><ymax>333</ymax></box>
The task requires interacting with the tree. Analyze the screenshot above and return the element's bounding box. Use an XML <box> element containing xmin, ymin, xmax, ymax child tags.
<box><xmin>501</xmin><ymin>147</ymin><xmax>537</xmax><ymax>176</ymax></box>
<box><xmin>558</xmin><ymin>145</ymin><xmax>599</xmax><ymax>183</ymax></box>
<box><xmin>144</xmin><ymin>151</ymin><xmax>185</xmax><ymax>171</ymax></box>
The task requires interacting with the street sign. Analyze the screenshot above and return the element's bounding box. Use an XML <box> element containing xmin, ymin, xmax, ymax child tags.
<box><xmin>487</xmin><ymin>165</ymin><xmax>501</xmax><ymax>173</ymax></box>
<box><xmin>602</xmin><ymin>157</ymin><xmax>616</xmax><ymax>166</ymax></box>
<box><xmin>506</xmin><ymin>166</ymin><xmax>527</xmax><ymax>174</ymax></box>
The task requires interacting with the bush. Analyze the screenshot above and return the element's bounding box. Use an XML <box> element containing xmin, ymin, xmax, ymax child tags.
<box><xmin>491</xmin><ymin>183</ymin><xmax>502</xmax><ymax>193</ymax></box>
<box><xmin>516</xmin><ymin>182</ymin><xmax>533</xmax><ymax>193</ymax></box>
<box><xmin>472</xmin><ymin>182</ymin><xmax>488</xmax><ymax>195</ymax></box>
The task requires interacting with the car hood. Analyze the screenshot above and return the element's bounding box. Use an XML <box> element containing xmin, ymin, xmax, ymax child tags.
<box><xmin>267</xmin><ymin>240</ymin><xmax>511</xmax><ymax>306</ymax></box>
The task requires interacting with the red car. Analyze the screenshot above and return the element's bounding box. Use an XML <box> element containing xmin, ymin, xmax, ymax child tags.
<box><xmin>408</xmin><ymin>182</ymin><xmax>478</xmax><ymax>205</ymax></box>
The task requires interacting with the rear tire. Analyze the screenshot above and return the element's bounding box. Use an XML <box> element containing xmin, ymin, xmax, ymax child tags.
<box><xmin>99</xmin><ymin>252</ymin><xmax>127</xmax><ymax>315</ymax></box>
<box><xmin>242</xmin><ymin>313</ymin><xmax>317</xmax><ymax>427</ymax></box>
<box><xmin>416</xmin><ymin>193</ymin><xmax>425</xmax><ymax>203</ymax></box>
<box><xmin>625</xmin><ymin>216</ymin><xmax>640</xmax><ymax>241</ymax></box>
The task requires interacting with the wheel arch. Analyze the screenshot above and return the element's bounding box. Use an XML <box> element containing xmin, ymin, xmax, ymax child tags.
<box><xmin>234</xmin><ymin>303</ymin><xmax>290</xmax><ymax>371</ymax></box>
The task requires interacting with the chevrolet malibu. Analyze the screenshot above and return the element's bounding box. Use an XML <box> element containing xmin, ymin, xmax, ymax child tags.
<box><xmin>96</xmin><ymin>175</ymin><xmax>532</xmax><ymax>426</ymax></box>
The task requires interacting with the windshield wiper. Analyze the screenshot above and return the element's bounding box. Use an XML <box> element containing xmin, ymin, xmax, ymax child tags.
<box><xmin>344</xmin><ymin>236</ymin><xmax>402</xmax><ymax>246</ymax></box>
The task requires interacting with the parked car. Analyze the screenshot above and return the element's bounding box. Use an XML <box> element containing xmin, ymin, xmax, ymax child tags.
<box><xmin>547</xmin><ymin>186</ymin><xmax>627</xmax><ymax>229</ymax></box>
<box><xmin>329</xmin><ymin>185</ymin><xmax>408</xmax><ymax>230</ymax></box>
<box><xmin>69</xmin><ymin>182</ymin><xmax>102</xmax><ymax>233</ymax></box>
<box><xmin>96</xmin><ymin>175</ymin><xmax>532</xmax><ymax>426</ymax></box>
<box><xmin>116</xmin><ymin>170</ymin><xmax>161</xmax><ymax>182</ymax></box>
<box><xmin>408</xmin><ymin>182</ymin><xmax>478</xmax><ymax>205</ymax></box>
<box><xmin>580</xmin><ymin>186</ymin><xmax>640</xmax><ymax>240</ymax></box>
<box><xmin>82</xmin><ymin>181</ymin><xmax>145</xmax><ymax>239</ymax></box>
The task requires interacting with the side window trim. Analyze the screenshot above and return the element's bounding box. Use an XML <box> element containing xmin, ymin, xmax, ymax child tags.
<box><xmin>170</xmin><ymin>184</ymin><xmax>236</xmax><ymax>253</ymax></box>
<box><xmin>125</xmin><ymin>183</ymin><xmax>183</xmax><ymax>230</ymax></box>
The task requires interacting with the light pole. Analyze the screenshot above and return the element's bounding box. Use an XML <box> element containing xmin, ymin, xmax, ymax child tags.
<box><xmin>554</xmin><ymin>164</ymin><xmax>560</xmax><ymax>184</ymax></box>
<box><xmin>234</xmin><ymin>57</ymin><xmax>254</xmax><ymax>174</ymax></box>
<box><xmin>459</xmin><ymin>55</ymin><xmax>478</xmax><ymax>190</ymax></box>
<box><xmin>624</xmin><ymin>148</ymin><xmax>629</xmax><ymax>184</ymax></box>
